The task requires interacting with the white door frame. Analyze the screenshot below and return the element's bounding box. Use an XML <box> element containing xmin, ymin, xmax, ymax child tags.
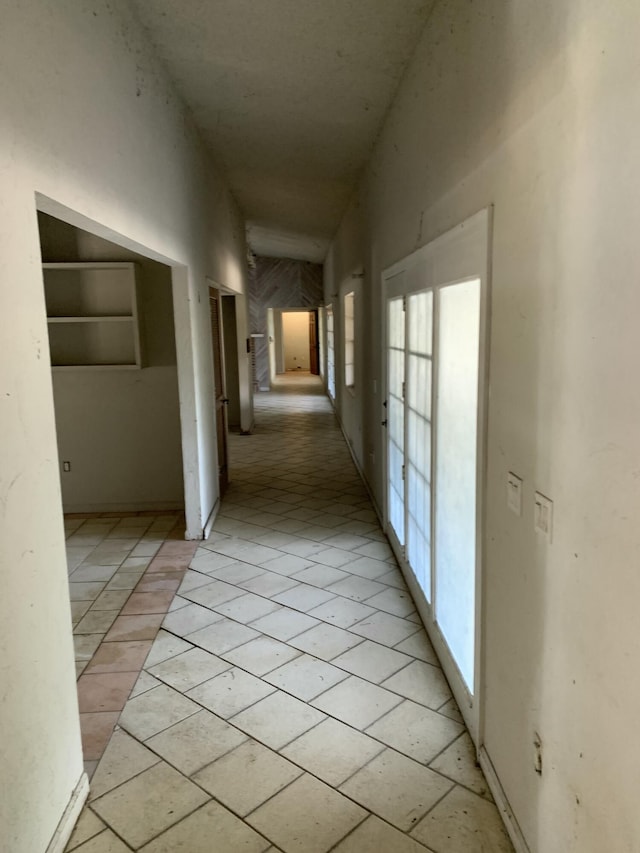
<box><xmin>381</xmin><ymin>208</ymin><xmax>492</xmax><ymax>745</ymax></box>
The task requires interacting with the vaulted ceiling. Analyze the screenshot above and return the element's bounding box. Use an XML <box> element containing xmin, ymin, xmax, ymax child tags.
<box><xmin>131</xmin><ymin>0</ymin><xmax>434</xmax><ymax>262</ymax></box>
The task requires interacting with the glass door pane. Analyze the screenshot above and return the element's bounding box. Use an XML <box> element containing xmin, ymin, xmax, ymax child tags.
<box><xmin>326</xmin><ymin>306</ymin><xmax>335</xmax><ymax>400</ymax></box>
<box><xmin>406</xmin><ymin>291</ymin><xmax>433</xmax><ymax>599</ymax></box>
<box><xmin>435</xmin><ymin>278</ymin><xmax>481</xmax><ymax>692</ymax></box>
<box><xmin>387</xmin><ymin>296</ymin><xmax>405</xmax><ymax>546</ymax></box>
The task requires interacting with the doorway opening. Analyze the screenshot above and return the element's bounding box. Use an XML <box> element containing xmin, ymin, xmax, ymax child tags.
<box><xmin>36</xmin><ymin>206</ymin><xmax>196</xmax><ymax>774</ymax></box>
<box><xmin>266</xmin><ymin>307</ymin><xmax>320</xmax><ymax>386</ymax></box>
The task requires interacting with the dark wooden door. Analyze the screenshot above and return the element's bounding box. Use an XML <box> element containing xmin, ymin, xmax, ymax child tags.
<box><xmin>309</xmin><ymin>310</ymin><xmax>320</xmax><ymax>375</ymax></box>
<box><xmin>209</xmin><ymin>287</ymin><xmax>229</xmax><ymax>496</ymax></box>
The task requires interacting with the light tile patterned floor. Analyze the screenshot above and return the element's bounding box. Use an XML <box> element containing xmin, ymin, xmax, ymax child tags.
<box><xmin>66</xmin><ymin>374</ymin><xmax>513</xmax><ymax>852</ymax></box>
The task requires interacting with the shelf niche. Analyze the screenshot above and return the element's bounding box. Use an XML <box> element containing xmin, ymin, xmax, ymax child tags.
<box><xmin>43</xmin><ymin>262</ymin><xmax>142</xmax><ymax>369</ymax></box>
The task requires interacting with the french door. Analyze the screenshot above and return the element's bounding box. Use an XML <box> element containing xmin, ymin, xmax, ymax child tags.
<box><xmin>383</xmin><ymin>210</ymin><xmax>490</xmax><ymax>742</ymax></box>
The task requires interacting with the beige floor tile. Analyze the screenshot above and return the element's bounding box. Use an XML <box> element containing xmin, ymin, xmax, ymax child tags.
<box><xmin>68</xmin><ymin>827</ymin><xmax>131</xmax><ymax>852</ymax></box>
<box><xmin>210</xmin><ymin>561</ymin><xmax>266</xmax><ymax>585</ymax></box>
<box><xmin>311</xmin><ymin>675</ymin><xmax>403</xmax><ymax>730</ymax></box>
<box><xmin>359</xmin><ymin>587</ymin><xmax>416</xmax><ymax>617</ymax></box>
<box><xmin>139</xmin><ymin>800</ymin><xmax>271</xmax><ymax>853</ymax></box>
<box><xmin>341</xmin><ymin>748</ymin><xmax>453</xmax><ymax>831</ymax></box>
<box><xmin>85</xmin><ymin>640</ymin><xmax>152</xmax><ymax>674</ymax></box>
<box><xmin>72</xmin><ymin>601</ymin><xmax>92</xmax><ymax>623</ymax></box>
<box><xmin>105</xmin><ymin>570</ymin><xmax>143</xmax><ymax>590</ymax></box>
<box><xmin>310</xmin><ymin>547</ymin><xmax>355</xmax><ymax>568</ymax></box>
<box><xmin>214</xmin><ymin>592</ymin><xmax>281</xmax><ymax>623</ymax></box>
<box><xmin>66</xmin><ymin>808</ymin><xmax>105</xmax><ymax>850</ymax></box>
<box><xmin>187</xmin><ymin>617</ymin><xmax>259</xmax><ymax>655</ymax></box>
<box><xmin>187</xmin><ymin>667</ymin><xmax>275</xmax><ymax>718</ymax></box>
<box><xmin>247</xmin><ymin>773</ymin><xmax>366</xmax><ymax>853</ymax></box>
<box><xmin>289</xmin><ymin>622</ymin><xmax>363</xmax><ymax>661</ymax></box>
<box><xmin>214</xmin><ymin>540</ymin><xmax>282</xmax><ymax>564</ymax></box>
<box><xmin>271</xmin><ymin>584</ymin><xmax>336</xmax><ymax>612</ymax></box>
<box><xmin>292</xmin><ymin>564</ymin><xmax>350</xmax><ymax>588</ymax></box>
<box><xmin>340</xmin><ymin>555</ymin><xmax>392</xmax><ymax>580</ymax></box>
<box><xmin>177</xmin><ymin>570</ymin><xmax>214</xmax><ymax>594</ymax></box>
<box><xmin>366</xmin><ymin>699</ymin><xmax>463</xmax><ymax>764</ymax></box>
<box><xmin>74</xmin><ymin>634</ymin><xmax>104</xmax><ymax>661</ymax></box>
<box><xmin>144</xmin><ymin>630</ymin><xmax>193</xmax><ymax>667</ymax></box>
<box><xmin>322</xmin><ymin>533</ymin><xmax>371</xmax><ymax>551</ymax></box>
<box><xmin>272</xmin><ymin>539</ymin><xmax>330</xmax><ymax>560</ymax></box>
<box><xmin>91</xmin><ymin>590</ymin><xmax>132</xmax><ymax>611</ymax></box>
<box><xmin>91</xmin><ymin>761</ymin><xmax>209</xmax><ymax>849</ymax></box>
<box><xmin>428</xmin><ymin>732</ymin><xmax>491</xmax><ymax>798</ymax></box>
<box><xmin>249</xmin><ymin>607</ymin><xmax>319</xmax><ymax>641</ymax></box>
<box><xmin>437</xmin><ymin>697</ymin><xmax>465</xmax><ymax>724</ymax></box>
<box><xmin>350</xmin><ymin>610</ymin><xmax>421</xmax><ymax>648</ymax></box>
<box><xmin>130</xmin><ymin>671</ymin><xmax>162</xmax><ymax>697</ymax></box>
<box><xmin>89</xmin><ymin>728</ymin><xmax>160</xmax><ymax>800</ymax></box>
<box><xmin>71</xmin><ymin>566</ymin><xmax>120</xmax><ymax>584</ymax></box>
<box><xmin>161</xmin><ymin>601</ymin><xmax>222</xmax><ymax>636</ymax></box>
<box><xmin>118</xmin><ymin>684</ymin><xmax>200</xmax><ymax>740</ymax></box>
<box><xmin>74</xmin><ymin>610</ymin><xmax>119</xmax><ymax>635</ymax></box>
<box><xmin>410</xmin><ymin>785</ymin><xmax>514</xmax><ymax>852</ymax></box>
<box><xmin>188</xmin><ymin>549</ymin><xmax>238</xmax><ymax>574</ymax></box>
<box><xmin>194</xmin><ymin>739</ymin><xmax>303</xmax><ymax>816</ymax></box>
<box><xmin>223</xmin><ymin>635</ymin><xmax>301</xmax><ymax>675</ymax></box>
<box><xmin>238</xmin><ymin>571</ymin><xmax>299</xmax><ymax>598</ymax></box>
<box><xmin>381</xmin><ymin>659</ymin><xmax>452</xmax><ymax>709</ymax></box>
<box><xmin>332</xmin><ymin>640</ymin><xmax>413</xmax><ymax>684</ymax></box>
<box><xmin>178</xmin><ymin>578</ymin><xmax>244</xmax><ymax>609</ymax></box>
<box><xmin>332</xmin><ymin>815</ymin><xmax>429</xmax><ymax>852</ymax></box>
<box><xmin>307</xmin><ymin>598</ymin><xmax>376</xmax><ymax>629</ymax></box>
<box><xmin>281</xmin><ymin>718</ymin><xmax>384</xmax><ymax>786</ymax></box>
<box><xmin>326</xmin><ymin>576</ymin><xmax>387</xmax><ymax>602</ymax></box>
<box><xmin>149</xmin><ymin>647</ymin><xmax>231</xmax><ymax>691</ymax></box>
<box><xmin>231</xmin><ymin>690</ymin><xmax>325</xmax><ymax>749</ymax></box>
<box><xmin>69</xmin><ymin>582</ymin><xmax>107</xmax><ymax>601</ymax></box>
<box><xmin>146</xmin><ymin>709</ymin><xmax>247</xmax><ymax>775</ymax></box>
<box><xmin>264</xmin><ymin>654</ymin><xmax>349</xmax><ymax>701</ymax></box>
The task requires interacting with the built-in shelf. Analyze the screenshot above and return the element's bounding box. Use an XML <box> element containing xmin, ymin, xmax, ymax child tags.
<box><xmin>43</xmin><ymin>262</ymin><xmax>142</xmax><ymax>370</ymax></box>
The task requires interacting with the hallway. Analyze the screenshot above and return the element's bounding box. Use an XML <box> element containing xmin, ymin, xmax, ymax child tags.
<box><xmin>66</xmin><ymin>376</ymin><xmax>512</xmax><ymax>852</ymax></box>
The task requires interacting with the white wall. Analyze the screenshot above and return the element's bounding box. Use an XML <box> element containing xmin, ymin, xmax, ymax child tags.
<box><xmin>282</xmin><ymin>311</ymin><xmax>311</xmax><ymax>370</ymax></box>
<box><xmin>325</xmin><ymin>1</ymin><xmax>640</xmax><ymax>850</ymax></box>
<box><xmin>0</xmin><ymin>1</ymin><xmax>248</xmax><ymax>850</ymax></box>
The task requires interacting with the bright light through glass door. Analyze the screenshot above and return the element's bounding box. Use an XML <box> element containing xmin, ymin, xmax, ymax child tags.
<box><xmin>435</xmin><ymin>278</ymin><xmax>481</xmax><ymax>692</ymax></box>
<box><xmin>326</xmin><ymin>306</ymin><xmax>335</xmax><ymax>400</ymax></box>
<box><xmin>387</xmin><ymin>296</ymin><xmax>405</xmax><ymax>546</ymax></box>
<box><xmin>406</xmin><ymin>291</ymin><xmax>433</xmax><ymax>599</ymax></box>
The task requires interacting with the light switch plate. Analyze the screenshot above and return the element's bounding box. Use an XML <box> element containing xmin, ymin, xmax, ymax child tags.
<box><xmin>534</xmin><ymin>492</ymin><xmax>553</xmax><ymax>542</ymax></box>
<box><xmin>506</xmin><ymin>472</ymin><xmax>523</xmax><ymax>517</ymax></box>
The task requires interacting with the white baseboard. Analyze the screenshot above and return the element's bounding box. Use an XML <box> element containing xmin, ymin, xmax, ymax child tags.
<box><xmin>46</xmin><ymin>772</ymin><xmax>89</xmax><ymax>853</ymax></box>
<box><xmin>63</xmin><ymin>501</ymin><xmax>184</xmax><ymax>513</ymax></box>
<box><xmin>478</xmin><ymin>746</ymin><xmax>530</xmax><ymax>853</ymax></box>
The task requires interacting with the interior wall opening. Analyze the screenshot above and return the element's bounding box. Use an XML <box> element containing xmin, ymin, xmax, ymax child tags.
<box><xmin>37</xmin><ymin>211</ymin><xmax>185</xmax><ymax>515</ymax></box>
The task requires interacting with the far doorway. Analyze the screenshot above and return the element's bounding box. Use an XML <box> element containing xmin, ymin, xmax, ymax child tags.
<box><xmin>267</xmin><ymin>308</ymin><xmax>319</xmax><ymax>385</ymax></box>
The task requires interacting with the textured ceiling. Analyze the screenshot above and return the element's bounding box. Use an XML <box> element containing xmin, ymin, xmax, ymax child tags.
<box><xmin>131</xmin><ymin>0</ymin><xmax>434</xmax><ymax>261</ymax></box>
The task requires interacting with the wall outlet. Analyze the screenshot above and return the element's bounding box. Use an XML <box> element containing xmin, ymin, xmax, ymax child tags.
<box><xmin>506</xmin><ymin>472</ymin><xmax>523</xmax><ymax>516</ymax></box>
<box><xmin>534</xmin><ymin>492</ymin><xmax>553</xmax><ymax>542</ymax></box>
<box><xmin>62</xmin><ymin>461</ymin><xmax>71</xmax><ymax>473</ymax></box>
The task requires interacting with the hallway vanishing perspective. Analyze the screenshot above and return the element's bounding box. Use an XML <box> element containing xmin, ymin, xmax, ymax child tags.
<box><xmin>66</xmin><ymin>376</ymin><xmax>513</xmax><ymax>853</ymax></box>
